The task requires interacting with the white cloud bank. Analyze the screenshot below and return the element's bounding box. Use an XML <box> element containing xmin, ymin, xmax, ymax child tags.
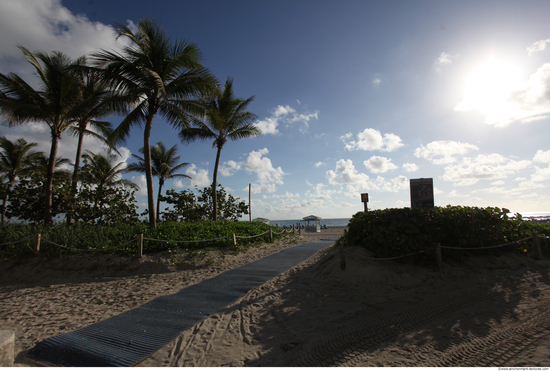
<box><xmin>0</xmin><ymin>0</ymin><xmax>130</xmax><ymax>75</ymax></box>
<box><xmin>442</xmin><ymin>154</ymin><xmax>532</xmax><ymax>186</ymax></box>
<box><xmin>415</xmin><ymin>140</ymin><xmax>479</xmax><ymax>164</ymax></box>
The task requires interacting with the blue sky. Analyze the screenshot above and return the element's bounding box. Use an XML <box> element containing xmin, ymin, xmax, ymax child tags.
<box><xmin>1</xmin><ymin>0</ymin><xmax>550</xmax><ymax>220</ymax></box>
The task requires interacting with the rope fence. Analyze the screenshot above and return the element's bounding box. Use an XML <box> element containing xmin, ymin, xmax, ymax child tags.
<box><xmin>339</xmin><ymin>232</ymin><xmax>547</xmax><ymax>271</ymax></box>
<box><xmin>2</xmin><ymin>226</ymin><xmax>296</xmax><ymax>257</ymax></box>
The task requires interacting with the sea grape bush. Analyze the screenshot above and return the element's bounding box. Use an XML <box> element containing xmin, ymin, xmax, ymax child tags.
<box><xmin>341</xmin><ymin>205</ymin><xmax>550</xmax><ymax>262</ymax></box>
<box><xmin>0</xmin><ymin>221</ymin><xmax>280</xmax><ymax>258</ymax></box>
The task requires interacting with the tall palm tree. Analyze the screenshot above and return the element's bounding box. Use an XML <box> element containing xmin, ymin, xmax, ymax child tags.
<box><xmin>179</xmin><ymin>78</ymin><xmax>260</xmax><ymax>221</ymax></box>
<box><xmin>126</xmin><ymin>142</ymin><xmax>191</xmax><ymax>222</ymax></box>
<box><xmin>65</xmin><ymin>67</ymin><xmax>122</xmax><ymax>225</ymax></box>
<box><xmin>0</xmin><ymin>137</ymin><xmax>42</xmax><ymax>222</ymax></box>
<box><xmin>91</xmin><ymin>19</ymin><xmax>217</xmax><ymax>227</ymax></box>
<box><xmin>0</xmin><ymin>46</ymin><xmax>85</xmax><ymax>224</ymax></box>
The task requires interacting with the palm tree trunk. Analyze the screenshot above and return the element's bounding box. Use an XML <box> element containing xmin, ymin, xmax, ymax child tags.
<box><xmin>212</xmin><ymin>145</ymin><xmax>223</xmax><ymax>222</ymax></box>
<box><xmin>67</xmin><ymin>123</ymin><xmax>86</xmax><ymax>226</ymax></box>
<box><xmin>156</xmin><ymin>179</ymin><xmax>164</xmax><ymax>223</ymax></box>
<box><xmin>44</xmin><ymin>135</ymin><xmax>59</xmax><ymax>225</ymax></box>
<box><xmin>144</xmin><ymin>112</ymin><xmax>156</xmax><ymax>228</ymax></box>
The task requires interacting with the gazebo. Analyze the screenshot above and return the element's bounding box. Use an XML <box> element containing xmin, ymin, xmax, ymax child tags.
<box><xmin>252</xmin><ymin>217</ymin><xmax>270</xmax><ymax>224</ymax></box>
<box><xmin>302</xmin><ymin>215</ymin><xmax>322</xmax><ymax>232</ymax></box>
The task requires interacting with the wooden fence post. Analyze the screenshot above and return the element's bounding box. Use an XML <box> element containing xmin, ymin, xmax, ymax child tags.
<box><xmin>269</xmin><ymin>227</ymin><xmax>273</xmax><ymax>241</ymax></box>
<box><xmin>137</xmin><ymin>234</ymin><xmax>143</xmax><ymax>258</ymax></box>
<box><xmin>232</xmin><ymin>233</ymin><xmax>237</xmax><ymax>247</ymax></box>
<box><xmin>436</xmin><ymin>243</ymin><xmax>443</xmax><ymax>271</ymax></box>
<box><xmin>33</xmin><ymin>234</ymin><xmax>41</xmax><ymax>255</ymax></box>
<box><xmin>533</xmin><ymin>232</ymin><xmax>543</xmax><ymax>260</ymax></box>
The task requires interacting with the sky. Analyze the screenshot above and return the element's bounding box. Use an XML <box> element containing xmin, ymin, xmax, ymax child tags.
<box><xmin>1</xmin><ymin>0</ymin><xmax>549</xmax><ymax>220</ymax></box>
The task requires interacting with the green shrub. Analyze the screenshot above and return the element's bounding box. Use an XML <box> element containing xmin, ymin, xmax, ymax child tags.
<box><xmin>0</xmin><ymin>221</ymin><xmax>282</xmax><ymax>258</ymax></box>
<box><xmin>341</xmin><ymin>206</ymin><xmax>549</xmax><ymax>263</ymax></box>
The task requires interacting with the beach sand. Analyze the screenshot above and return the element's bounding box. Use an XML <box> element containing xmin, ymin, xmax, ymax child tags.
<box><xmin>2</xmin><ymin>227</ymin><xmax>550</xmax><ymax>367</ymax></box>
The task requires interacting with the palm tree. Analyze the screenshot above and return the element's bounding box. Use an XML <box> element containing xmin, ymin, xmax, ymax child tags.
<box><xmin>0</xmin><ymin>46</ymin><xmax>85</xmax><ymax>224</ymax></box>
<box><xmin>81</xmin><ymin>150</ymin><xmax>134</xmax><ymax>189</ymax></box>
<box><xmin>126</xmin><ymin>142</ymin><xmax>191</xmax><ymax>222</ymax></box>
<box><xmin>65</xmin><ymin>67</ymin><xmax>122</xmax><ymax>225</ymax></box>
<box><xmin>32</xmin><ymin>153</ymin><xmax>73</xmax><ymax>181</ymax></box>
<box><xmin>91</xmin><ymin>19</ymin><xmax>217</xmax><ymax>227</ymax></box>
<box><xmin>0</xmin><ymin>137</ymin><xmax>42</xmax><ymax>222</ymax></box>
<box><xmin>78</xmin><ymin>150</ymin><xmax>136</xmax><ymax>224</ymax></box>
<box><xmin>179</xmin><ymin>78</ymin><xmax>260</xmax><ymax>221</ymax></box>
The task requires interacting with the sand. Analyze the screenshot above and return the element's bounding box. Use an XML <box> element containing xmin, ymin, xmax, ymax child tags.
<box><xmin>2</xmin><ymin>227</ymin><xmax>550</xmax><ymax>367</ymax></box>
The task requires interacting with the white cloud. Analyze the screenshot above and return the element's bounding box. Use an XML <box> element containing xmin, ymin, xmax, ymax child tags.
<box><xmin>380</xmin><ymin>175</ymin><xmax>408</xmax><ymax>192</ymax></box>
<box><xmin>442</xmin><ymin>154</ymin><xmax>532</xmax><ymax>185</ymax></box>
<box><xmin>326</xmin><ymin>159</ymin><xmax>406</xmax><ymax>195</ymax></box>
<box><xmin>0</xmin><ymin>0</ymin><xmax>130</xmax><ymax>75</ymax></box>
<box><xmin>527</xmin><ymin>38</ymin><xmax>550</xmax><ymax>56</ymax></box>
<box><xmin>326</xmin><ymin>159</ymin><xmax>372</xmax><ymax>186</ymax></box>
<box><xmin>218</xmin><ymin>148</ymin><xmax>285</xmax><ymax>194</ymax></box>
<box><xmin>455</xmin><ymin>61</ymin><xmax>550</xmax><ymax>127</ymax></box>
<box><xmin>414</xmin><ymin>140</ymin><xmax>479</xmax><ymax>164</ymax></box>
<box><xmin>272</xmin><ymin>192</ymin><xmax>300</xmax><ymax>200</ymax></box>
<box><xmin>342</xmin><ymin>128</ymin><xmax>404</xmax><ymax>152</ymax></box>
<box><xmin>274</xmin><ymin>105</ymin><xmax>295</xmax><ymax>116</ymax></box>
<box><xmin>315</xmin><ymin>161</ymin><xmax>326</xmax><ymax>167</ymax></box>
<box><xmin>253</xmin><ymin>116</ymin><xmax>279</xmax><ymax>135</ymax></box>
<box><xmin>532</xmin><ymin>164</ymin><xmax>550</xmax><ymax>181</ymax></box>
<box><xmin>363</xmin><ymin>155</ymin><xmax>398</xmax><ymax>173</ymax></box>
<box><xmin>240</xmin><ymin>148</ymin><xmax>285</xmax><ymax>193</ymax></box>
<box><xmin>403</xmin><ymin>163</ymin><xmax>419</xmax><ymax>172</ymax></box>
<box><xmin>243</xmin><ymin>148</ymin><xmax>284</xmax><ymax>182</ymax></box>
<box><xmin>185</xmin><ymin>164</ymin><xmax>210</xmax><ymax>188</ymax></box>
<box><xmin>434</xmin><ymin>52</ymin><xmax>456</xmax><ymax>73</ymax></box>
<box><xmin>305</xmin><ymin>183</ymin><xmax>335</xmax><ymax>201</ymax></box>
<box><xmin>534</xmin><ymin>149</ymin><xmax>550</xmax><ymax>163</ymax></box>
<box><xmin>129</xmin><ymin>175</ymin><xmax>147</xmax><ymax>196</ymax></box>
<box><xmin>517</xmin><ymin>180</ymin><xmax>546</xmax><ymax>189</ymax></box>
<box><xmin>372</xmin><ymin>73</ymin><xmax>382</xmax><ymax>86</ymax></box>
<box><xmin>253</xmin><ymin>104</ymin><xmax>319</xmax><ymax>135</ymax></box>
<box><xmin>220</xmin><ymin>160</ymin><xmax>242</xmax><ymax>176</ymax></box>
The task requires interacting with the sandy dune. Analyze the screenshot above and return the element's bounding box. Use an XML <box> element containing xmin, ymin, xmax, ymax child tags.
<box><xmin>2</xmin><ymin>227</ymin><xmax>550</xmax><ymax>367</ymax></box>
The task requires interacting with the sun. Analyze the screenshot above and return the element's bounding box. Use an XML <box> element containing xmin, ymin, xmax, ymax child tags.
<box><xmin>455</xmin><ymin>58</ymin><xmax>523</xmax><ymax>125</ymax></box>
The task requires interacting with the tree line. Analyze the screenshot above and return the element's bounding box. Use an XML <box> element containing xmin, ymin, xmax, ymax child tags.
<box><xmin>0</xmin><ymin>19</ymin><xmax>261</xmax><ymax>227</ymax></box>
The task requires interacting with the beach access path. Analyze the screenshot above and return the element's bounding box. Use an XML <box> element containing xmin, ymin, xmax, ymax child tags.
<box><xmin>2</xmin><ymin>226</ymin><xmax>550</xmax><ymax>367</ymax></box>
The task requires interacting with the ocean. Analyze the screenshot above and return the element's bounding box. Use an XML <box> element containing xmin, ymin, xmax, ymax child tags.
<box><xmin>267</xmin><ymin>211</ymin><xmax>550</xmax><ymax>228</ymax></box>
<box><xmin>269</xmin><ymin>218</ymin><xmax>351</xmax><ymax>227</ymax></box>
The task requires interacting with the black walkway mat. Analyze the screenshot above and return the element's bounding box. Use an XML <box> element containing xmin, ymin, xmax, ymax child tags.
<box><xmin>29</xmin><ymin>238</ymin><xmax>337</xmax><ymax>367</ymax></box>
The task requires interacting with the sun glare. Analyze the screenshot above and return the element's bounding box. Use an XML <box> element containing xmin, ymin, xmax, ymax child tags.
<box><xmin>455</xmin><ymin>58</ymin><xmax>523</xmax><ymax>125</ymax></box>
